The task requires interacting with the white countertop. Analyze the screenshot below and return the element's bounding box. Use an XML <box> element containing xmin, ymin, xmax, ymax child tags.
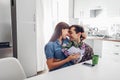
<box><xmin>87</xmin><ymin>36</ymin><xmax>120</xmax><ymax>42</ymax></box>
<box><xmin>25</xmin><ymin>55</ymin><xmax>120</xmax><ymax>80</ymax></box>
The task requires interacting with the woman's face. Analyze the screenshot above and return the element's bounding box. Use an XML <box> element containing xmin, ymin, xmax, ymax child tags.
<box><xmin>62</xmin><ymin>29</ymin><xmax>69</xmax><ymax>39</ymax></box>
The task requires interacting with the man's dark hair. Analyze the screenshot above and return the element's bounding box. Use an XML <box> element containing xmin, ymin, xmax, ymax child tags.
<box><xmin>69</xmin><ymin>25</ymin><xmax>84</xmax><ymax>33</ymax></box>
<box><xmin>70</xmin><ymin>25</ymin><xmax>85</xmax><ymax>41</ymax></box>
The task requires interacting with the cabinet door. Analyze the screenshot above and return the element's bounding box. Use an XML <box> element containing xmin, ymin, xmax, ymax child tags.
<box><xmin>84</xmin><ymin>39</ymin><xmax>103</xmax><ymax>57</ymax></box>
<box><xmin>74</xmin><ymin>0</ymin><xmax>104</xmax><ymax>18</ymax></box>
<box><xmin>74</xmin><ymin>0</ymin><xmax>120</xmax><ymax>18</ymax></box>
<box><xmin>103</xmin><ymin>41</ymin><xmax>120</xmax><ymax>54</ymax></box>
<box><xmin>106</xmin><ymin>0</ymin><xmax>120</xmax><ymax>17</ymax></box>
<box><xmin>84</xmin><ymin>39</ymin><xmax>94</xmax><ymax>48</ymax></box>
<box><xmin>103</xmin><ymin>41</ymin><xmax>120</xmax><ymax>62</ymax></box>
<box><xmin>74</xmin><ymin>0</ymin><xmax>92</xmax><ymax>18</ymax></box>
<box><xmin>16</xmin><ymin>0</ymin><xmax>37</xmax><ymax>77</ymax></box>
<box><xmin>93</xmin><ymin>40</ymin><xmax>103</xmax><ymax>57</ymax></box>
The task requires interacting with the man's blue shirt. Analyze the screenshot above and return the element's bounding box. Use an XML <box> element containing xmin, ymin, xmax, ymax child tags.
<box><xmin>45</xmin><ymin>39</ymin><xmax>73</xmax><ymax>71</ymax></box>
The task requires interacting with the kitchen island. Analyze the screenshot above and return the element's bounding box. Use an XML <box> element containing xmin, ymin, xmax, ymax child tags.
<box><xmin>24</xmin><ymin>54</ymin><xmax>120</xmax><ymax>80</ymax></box>
<box><xmin>84</xmin><ymin>36</ymin><xmax>120</xmax><ymax>57</ymax></box>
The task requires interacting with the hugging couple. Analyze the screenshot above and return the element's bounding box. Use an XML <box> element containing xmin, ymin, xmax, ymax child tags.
<box><xmin>45</xmin><ymin>22</ymin><xmax>94</xmax><ymax>71</ymax></box>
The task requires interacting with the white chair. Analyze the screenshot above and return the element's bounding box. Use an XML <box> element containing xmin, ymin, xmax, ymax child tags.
<box><xmin>0</xmin><ymin>57</ymin><xmax>26</xmax><ymax>80</ymax></box>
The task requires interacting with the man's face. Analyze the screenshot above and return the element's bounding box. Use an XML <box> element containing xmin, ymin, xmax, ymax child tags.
<box><xmin>69</xmin><ymin>27</ymin><xmax>80</xmax><ymax>41</ymax></box>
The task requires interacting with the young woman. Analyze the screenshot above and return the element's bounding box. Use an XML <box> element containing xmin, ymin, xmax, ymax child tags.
<box><xmin>45</xmin><ymin>22</ymin><xmax>80</xmax><ymax>71</ymax></box>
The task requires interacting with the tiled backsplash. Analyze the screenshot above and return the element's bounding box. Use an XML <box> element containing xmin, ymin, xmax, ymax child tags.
<box><xmin>78</xmin><ymin>17</ymin><xmax>120</xmax><ymax>39</ymax></box>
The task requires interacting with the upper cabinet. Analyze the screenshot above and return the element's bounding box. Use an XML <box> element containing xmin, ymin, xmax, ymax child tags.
<box><xmin>74</xmin><ymin>0</ymin><xmax>104</xmax><ymax>18</ymax></box>
<box><xmin>74</xmin><ymin>0</ymin><xmax>91</xmax><ymax>18</ymax></box>
<box><xmin>106</xmin><ymin>0</ymin><xmax>120</xmax><ymax>17</ymax></box>
<box><xmin>74</xmin><ymin>0</ymin><xmax>120</xmax><ymax>18</ymax></box>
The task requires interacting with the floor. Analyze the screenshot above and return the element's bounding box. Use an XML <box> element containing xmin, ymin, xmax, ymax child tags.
<box><xmin>0</xmin><ymin>47</ymin><xmax>13</xmax><ymax>58</ymax></box>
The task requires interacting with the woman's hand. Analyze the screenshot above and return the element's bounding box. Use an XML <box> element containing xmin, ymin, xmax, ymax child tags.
<box><xmin>67</xmin><ymin>53</ymin><xmax>80</xmax><ymax>61</ymax></box>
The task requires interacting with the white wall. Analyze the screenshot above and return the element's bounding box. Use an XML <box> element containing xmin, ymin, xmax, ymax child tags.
<box><xmin>43</xmin><ymin>0</ymin><xmax>53</xmax><ymax>44</ymax></box>
<box><xmin>69</xmin><ymin>0</ymin><xmax>79</xmax><ymax>25</ymax></box>
<box><xmin>57</xmin><ymin>0</ymin><xmax>69</xmax><ymax>23</ymax></box>
<box><xmin>0</xmin><ymin>0</ymin><xmax>12</xmax><ymax>45</ymax></box>
<box><xmin>43</xmin><ymin>0</ymin><xmax>69</xmax><ymax>44</ymax></box>
<box><xmin>36</xmin><ymin>0</ymin><xmax>48</xmax><ymax>72</ymax></box>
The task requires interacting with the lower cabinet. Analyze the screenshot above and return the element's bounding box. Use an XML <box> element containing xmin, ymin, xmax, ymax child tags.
<box><xmin>84</xmin><ymin>39</ymin><xmax>103</xmax><ymax>57</ymax></box>
<box><xmin>84</xmin><ymin>39</ymin><xmax>94</xmax><ymax>48</ymax></box>
<box><xmin>93</xmin><ymin>40</ymin><xmax>103</xmax><ymax>57</ymax></box>
<box><xmin>102</xmin><ymin>41</ymin><xmax>120</xmax><ymax>62</ymax></box>
<box><xmin>85</xmin><ymin>39</ymin><xmax>120</xmax><ymax>61</ymax></box>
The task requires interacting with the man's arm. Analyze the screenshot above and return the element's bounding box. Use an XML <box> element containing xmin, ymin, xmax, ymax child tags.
<box><xmin>81</xmin><ymin>32</ymin><xmax>87</xmax><ymax>40</ymax></box>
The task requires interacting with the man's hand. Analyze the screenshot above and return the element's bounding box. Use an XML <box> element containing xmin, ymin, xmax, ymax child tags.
<box><xmin>81</xmin><ymin>32</ymin><xmax>87</xmax><ymax>39</ymax></box>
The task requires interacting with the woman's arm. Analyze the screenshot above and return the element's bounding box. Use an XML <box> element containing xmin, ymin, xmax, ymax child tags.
<box><xmin>46</xmin><ymin>54</ymin><xmax>80</xmax><ymax>70</ymax></box>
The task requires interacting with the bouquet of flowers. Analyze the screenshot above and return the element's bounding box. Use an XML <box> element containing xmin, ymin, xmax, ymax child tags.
<box><xmin>62</xmin><ymin>41</ymin><xmax>85</xmax><ymax>63</ymax></box>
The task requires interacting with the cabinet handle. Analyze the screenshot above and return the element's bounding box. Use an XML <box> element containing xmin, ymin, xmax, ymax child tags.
<box><xmin>114</xmin><ymin>53</ymin><xmax>120</xmax><ymax>55</ymax></box>
<box><xmin>34</xmin><ymin>24</ymin><xmax>36</xmax><ymax>32</ymax></box>
<box><xmin>115</xmin><ymin>45</ymin><xmax>120</xmax><ymax>47</ymax></box>
<box><xmin>33</xmin><ymin>14</ymin><xmax>36</xmax><ymax>22</ymax></box>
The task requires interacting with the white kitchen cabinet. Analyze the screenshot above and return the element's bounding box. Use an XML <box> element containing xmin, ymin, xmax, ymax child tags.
<box><xmin>106</xmin><ymin>0</ymin><xmax>120</xmax><ymax>17</ymax></box>
<box><xmin>103</xmin><ymin>41</ymin><xmax>120</xmax><ymax>54</ymax></box>
<box><xmin>84</xmin><ymin>39</ymin><xmax>103</xmax><ymax>57</ymax></box>
<box><xmin>74</xmin><ymin>0</ymin><xmax>104</xmax><ymax>18</ymax></box>
<box><xmin>74</xmin><ymin>0</ymin><xmax>91</xmax><ymax>18</ymax></box>
<box><xmin>16</xmin><ymin>0</ymin><xmax>37</xmax><ymax>77</ymax></box>
<box><xmin>85</xmin><ymin>38</ymin><xmax>120</xmax><ymax>61</ymax></box>
<box><xmin>74</xmin><ymin>0</ymin><xmax>120</xmax><ymax>18</ymax></box>
<box><xmin>84</xmin><ymin>39</ymin><xmax>94</xmax><ymax>48</ymax></box>
<box><xmin>93</xmin><ymin>40</ymin><xmax>103</xmax><ymax>57</ymax></box>
<box><xmin>102</xmin><ymin>41</ymin><xmax>120</xmax><ymax>62</ymax></box>
<box><xmin>14</xmin><ymin>0</ymin><xmax>47</xmax><ymax>77</ymax></box>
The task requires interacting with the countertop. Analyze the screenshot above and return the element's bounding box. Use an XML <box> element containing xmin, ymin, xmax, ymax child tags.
<box><xmin>87</xmin><ymin>36</ymin><xmax>120</xmax><ymax>42</ymax></box>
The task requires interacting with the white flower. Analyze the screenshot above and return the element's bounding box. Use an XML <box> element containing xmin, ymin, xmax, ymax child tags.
<box><xmin>62</xmin><ymin>43</ymin><xmax>67</xmax><ymax>47</ymax></box>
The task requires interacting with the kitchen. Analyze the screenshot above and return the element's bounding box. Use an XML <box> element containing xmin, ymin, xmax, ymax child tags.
<box><xmin>0</xmin><ymin>0</ymin><xmax>120</xmax><ymax>79</ymax></box>
<box><xmin>73</xmin><ymin>0</ymin><xmax>120</xmax><ymax>61</ymax></box>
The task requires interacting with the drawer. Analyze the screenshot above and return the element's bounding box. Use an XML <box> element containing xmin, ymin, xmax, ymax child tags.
<box><xmin>103</xmin><ymin>52</ymin><xmax>120</xmax><ymax>63</ymax></box>
<box><xmin>103</xmin><ymin>41</ymin><xmax>120</xmax><ymax>52</ymax></box>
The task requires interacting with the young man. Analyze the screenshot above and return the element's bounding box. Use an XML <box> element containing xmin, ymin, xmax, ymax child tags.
<box><xmin>68</xmin><ymin>25</ymin><xmax>94</xmax><ymax>62</ymax></box>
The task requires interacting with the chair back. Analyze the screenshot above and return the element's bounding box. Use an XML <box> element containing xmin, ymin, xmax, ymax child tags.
<box><xmin>0</xmin><ymin>57</ymin><xmax>26</xmax><ymax>80</ymax></box>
